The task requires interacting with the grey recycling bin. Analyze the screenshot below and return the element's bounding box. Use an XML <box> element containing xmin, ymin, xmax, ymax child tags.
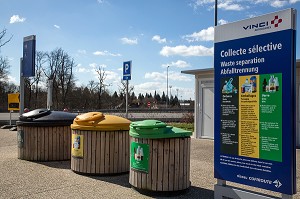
<box><xmin>16</xmin><ymin>109</ymin><xmax>76</xmax><ymax>161</ymax></box>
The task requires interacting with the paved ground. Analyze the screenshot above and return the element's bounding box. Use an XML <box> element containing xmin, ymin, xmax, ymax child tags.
<box><xmin>0</xmin><ymin>128</ymin><xmax>300</xmax><ymax>199</ymax></box>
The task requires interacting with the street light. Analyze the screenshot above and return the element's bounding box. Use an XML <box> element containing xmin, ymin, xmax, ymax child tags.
<box><xmin>166</xmin><ymin>65</ymin><xmax>169</xmax><ymax>108</ymax></box>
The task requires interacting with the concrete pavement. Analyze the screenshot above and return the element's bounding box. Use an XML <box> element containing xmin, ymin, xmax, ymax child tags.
<box><xmin>0</xmin><ymin>128</ymin><xmax>300</xmax><ymax>198</ymax></box>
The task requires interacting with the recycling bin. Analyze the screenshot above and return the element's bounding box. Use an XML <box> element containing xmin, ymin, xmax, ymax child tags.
<box><xmin>70</xmin><ymin>112</ymin><xmax>131</xmax><ymax>175</ymax></box>
<box><xmin>16</xmin><ymin>109</ymin><xmax>76</xmax><ymax>161</ymax></box>
<box><xmin>129</xmin><ymin>120</ymin><xmax>192</xmax><ymax>192</ymax></box>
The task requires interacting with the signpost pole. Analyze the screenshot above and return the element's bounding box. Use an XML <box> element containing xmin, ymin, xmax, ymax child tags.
<box><xmin>9</xmin><ymin>110</ymin><xmax>12</xmax><ymax>126</ymax></box>
<box><xmin>19</xmin><ymin>58</ymin><xmax>24</xmax><ymax>116</ymax></box>
<box><xmin>126</xmin><ymin>80</ymin><xmax>128</xmax><ymax>118</ymax></box>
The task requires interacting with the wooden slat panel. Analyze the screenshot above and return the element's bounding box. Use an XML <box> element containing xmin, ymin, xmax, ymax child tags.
<box><xmin>100</xmin><ymin>131</ymin><xmax>105</xmax><ymax>173</ymax></box>
<box><xmin>174</xmin><ymin>138</ymin><xmax>180</xmax><ymax>191</ymax></box>
<box><xmin>105</xmin><ymin>132</ymin><xmax>110</xmax><ymax>173</ymax></box>
<box><xmin>91</xmin><ymin>131</ymin><xmax>97</xmax><ymax>174</ymax></box>
<box><xmin>87</xmin><ymin>131</ymin><xmax>92</xmax><ymax>173</ymax></box>
<box><xmin>44</xmin><ymin>128</ymin><xmax>49</xmax><ymax>161</ymax></box>
<box><xmin>125</xmin><ymin>132</ymin><xmax>129</xmax><ymax>171</ymax></box>
<box><xmin>96</xmin><ymin>131</ymin><xmax>101</xmax><ymax>173</ymax></box>
<box><xmin>163</xmin><ymin>139</ymin><xmax>170</xmax><ymax>191</ymax></box>
<box><xmin>178</xmin><ymin>138</ymin><xmax>184</xmax><ymax>190</ymax></box>
<box><xmin>183</xmin><ymin>138</ymin><xmax>188</xmax><ymax>189</ymax></box>
<box><xmin>113</xmin><ymin>131</ymin><xmax>119</xmax><ymax>173</ymax></box>
<box><xmin>118</xmin><ymin>132</ymin><xmax>123</xmax><ymax>173</ymax></box>
<box><xmin>59</xmin><ymin>127</ymin><xmax>64</xmax><ymax>160</ymax></box>
<box><xmin>168</xmin><ymin>138</ymin><xmax>175</xmax><ymax>191</ymax></box>
<box><xmin>33</xmin><ymin>127</ymin><xmax>38</xmax><ymax>161</ymax></box>
<box><xmin>40</xmin><ymin>127</ymin><xmax>45</xmax><ymax>161</ymax></box>
<box><xmin>37</xmin><ymin>127</ymin><xmax>41</xmax><ymax>161</ymax></box>
<box><xmin>151</xmin><ymin>139</ymin><xmax>158</xmax><ymax>191</ymax></box>
<box><xmin>146</xmin><ymin>139</ymin><xmax>152</xmax><ymax>190</ymax></box>
<box><xmin>24</xmin><ymin>128</ymin><xmax>29</xmax><ymax>160</ymax></box>
<box><xmin>52</xmin><ymin>127</ymin><xmax>57</xmax><ymax>161</ymax></box>
<box><xmin>187</xmin><ymin>138</ymin><xmax>191</xmax><ymax>187</ymax></box>
<box><xmin>157</xmin><ymin>139</ymin><xmax>163</xmax><ymax>191</ymax></box>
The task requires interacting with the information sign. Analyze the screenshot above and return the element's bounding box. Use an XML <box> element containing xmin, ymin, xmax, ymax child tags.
<box><xmin>22</xmin><ymin>35</ymin><xmax>36</xmax><ymax>77</ymax></box>
<box><xmin>8</xmin><ymin>93</ymin><xmax>20</xmax><ymax>111</ymax></box>
<box><xmin>130</xmin><ymin>142</ymin><xmax>149</xmax><ymax>173</ymax></box>
<box><xmin>214</xmin><ymin>9</ymin><xmax>296</xmax><ymax>195</ymax></box>
<box><xmin>123</xmin><ymin>61</ymin><xmax>132</xmax><ymax>80</ymax></box>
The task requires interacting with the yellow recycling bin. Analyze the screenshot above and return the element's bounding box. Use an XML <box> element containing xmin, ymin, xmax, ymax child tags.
<box><xmin>70</xmin><ymin>112</ymin><xmax>131</xmax><ymax>175</ymax></box>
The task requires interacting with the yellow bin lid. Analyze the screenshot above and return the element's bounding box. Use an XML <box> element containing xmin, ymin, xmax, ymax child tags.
<box><xmin>71</xmin><ymin>112</ymin><xmax>131</xmax><ymax>131</ymax></box>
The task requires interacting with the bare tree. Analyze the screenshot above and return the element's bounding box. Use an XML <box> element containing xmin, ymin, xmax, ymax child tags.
<box><xmin>95</xmin><ymin>65</ymin><xmax>108</xmax><ymax>109</ymax></box>
<box><xmin>0</xmin><ymin>28</ymin><xmax>12</xmax><ymax>49</ymax></box>
<box><xmin>42</xmin><ymin>48</ymin><xmax>76</xmax><ymax>109</ymax></box>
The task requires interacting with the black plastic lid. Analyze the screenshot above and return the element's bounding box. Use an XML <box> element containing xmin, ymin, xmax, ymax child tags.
<box><xmin>17</xmin><ymin>109</ymin><xmax>76</xmax><ymax>127</ymax></box>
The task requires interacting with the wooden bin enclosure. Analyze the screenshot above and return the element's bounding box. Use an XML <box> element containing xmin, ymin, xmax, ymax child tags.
<box><xmin>70</xmin><ymin>112</ymin><xmax>131</xmax><ymax>175</ymax></box>
<box><xmin>17</xmin><ymin>109</ymin><xmax>76</xmax><ymax>161</ymax></box>
<box><xmin>129</xmin><ymin>120</ymin><xmax>192</xmax><ymax>192</ymax></box>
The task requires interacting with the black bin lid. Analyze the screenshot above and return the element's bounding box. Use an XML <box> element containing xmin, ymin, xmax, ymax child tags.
<box><xmin>17</xmin><ymin>108</ymin><xmax>76</xmax><ymax>127</ymax></box>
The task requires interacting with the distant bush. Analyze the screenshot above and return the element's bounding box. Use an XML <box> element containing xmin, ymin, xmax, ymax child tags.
<box><xmin>180</xmin><ymin>112</ymin><xmax>194</xmax><ymax>123</ymax></box>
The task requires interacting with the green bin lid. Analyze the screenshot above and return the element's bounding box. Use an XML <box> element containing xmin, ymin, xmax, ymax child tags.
<box><xmin>129</xmin><ymin>120</ymin><xmax>192</xmax><ymax>139</ymax></box>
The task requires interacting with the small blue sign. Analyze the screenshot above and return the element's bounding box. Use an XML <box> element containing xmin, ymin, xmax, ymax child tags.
<box><xmin>22</xmin><ymin>35</ymin><xmax>36</xmax><ymax>77</ymax></box>
<box><xmin>123</xmin><ymin>61</ymin><xmax>131</xmax><ymax>80</ymax></box>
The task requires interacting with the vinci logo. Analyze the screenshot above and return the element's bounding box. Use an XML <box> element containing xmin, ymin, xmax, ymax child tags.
<box><xmin>243</xmin><ymin>15</ymin><xmax>283</xmax><ymax>31</ymax></box>
<box><xmin>271</xmin><ymin>15</ymin><xmax>283</xmax><ymax>27</ymax></box>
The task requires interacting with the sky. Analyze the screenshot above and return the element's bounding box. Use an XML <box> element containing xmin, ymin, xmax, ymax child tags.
<box><xmin>1</xmin><ymin>0</ymin><xmax>300</xmax><ymax>100</ymax></box>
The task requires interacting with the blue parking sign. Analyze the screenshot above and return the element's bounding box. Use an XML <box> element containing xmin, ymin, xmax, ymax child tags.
<box><xmin>123</xmin><ymin>61</ymin><xmax>131</xmax><ymax>80</ymax></box>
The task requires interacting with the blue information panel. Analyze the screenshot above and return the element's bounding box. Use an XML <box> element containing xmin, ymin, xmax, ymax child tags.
<box><xmin>123</xmin><ymin>61</ymin><xmax>132</xmax><ymax>80</ymax></box>
<box><xmin>22</xmin><ymin>35</ymin><xmax>36</xmax><ymax>77</ymax></box>
<box><xmin>214</xmin><ymin>9</ymin><xmax>296</xmax><ymax>195</ymax></box>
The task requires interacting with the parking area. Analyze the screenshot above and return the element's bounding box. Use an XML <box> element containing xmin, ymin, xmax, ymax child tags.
<box><xmin>0</xmin><ymin>128</ymin><xmax>299</xmax><ymax>198</ymax></box>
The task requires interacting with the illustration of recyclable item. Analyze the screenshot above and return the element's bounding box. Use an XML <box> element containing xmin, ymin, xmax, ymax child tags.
<box><xmin>250</xmin><ymin>76</ymin><xmax>257</xmax><ymax>92</ymax></box>
<box><xmin>72</xmin><ymin>134</ymin><xmax>84</xmax><ymax>158</ymax></box>
<box><xmin>222</xmin><ymin>78</ymin><xmax>237</xmax><ymax>93</ymax></box>
<box><xmin>130</xmin><ymin>142</ymin><xmax>149</xmax><ymax>173</ymax></box>
<box><xmin>262</xmin><ymin>78</ymin><xmax>267</xmax><ymax>92</ymax></box>
<box><xmin>241</xmin><ymin>78</ymin><xmax>253</xmax><ymax>93</ymax></box>
<box><xmin>264</xmin><ymin>75</ymin><xmax>279</xmax><ymax>93</ymax></box>
<box><xmin>134</xmin><ymin>145</ymin><xmax>144</xmax><ymax>161</ymax></box>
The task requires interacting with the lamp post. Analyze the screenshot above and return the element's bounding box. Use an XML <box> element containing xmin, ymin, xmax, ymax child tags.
<box><xmin>166</xmin><ymin>65</ymin><xmax>169</xmax><ymax>108</ymax></box>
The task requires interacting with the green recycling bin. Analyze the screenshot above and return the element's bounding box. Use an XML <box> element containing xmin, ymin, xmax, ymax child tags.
<box><xmin>129</xmin><ymin>120</ymin><xmax>192</xmax><ymax>192</ymax></box>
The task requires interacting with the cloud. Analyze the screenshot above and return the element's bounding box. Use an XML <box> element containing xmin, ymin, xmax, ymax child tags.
<box><xmin>7</xmin><ymin>75</ymin><xmax>17</xmax><ymax>84</ymax></box>
<box><xmin>152</xmin><ymin>35</ymin><xmax>167</xmax><ymax>43</ymax></box>
<box><xmin>161</xmin><ymin>60</ymin><xmax>191</xmax><ymax>68</ymax></box>
<box><xmin>121</xmin><ymin>37</ymin><xmax>138</xmax><ymax>45</ymax></box>
<box><xmin>218</xmin><ymin>19</ymin><xmax>228</xmax><ymax>25</ymax></box>
<box><xmin>97</xmin><ymin>0</ymin><xmax>104</xmax><ymax>3</ymax></box>
<box><xmin>145</xmin><ymin>72</ymin><xmax>166</xmax><ymax>81</ymax></box>
<box><xmin>10</xmin><ymin>15</ymin><xmax>26</xmax><ymax>24</ymax></box>
<box><xmin>218</xmin><ymin>1</ymin><xmax>245</xmax><ymax>11</ymax></box>
<box><xmin>290</xmin><ymin>0</ymin><xmax>300</xmax><ymax>3</ymax></box>
<box><xmin>191</xmin><ymin>0</ymin><xmax>244</xmax><ymax>11</ymax></box>
<box><xmin>54</xmin><ymin>25</ymin><xmax>60</xmax><ymax>29</ymax></box>
<box><xmin>160</xmin><ymin>45</ymin><xmax>213</xmax><ymax>57</ymax></box>
<box><xmin>271</xmin><ymin>0</ymin><xmax>288</xmax><ymax>7</ymax></box>
<box><xmin>183</xmin><ymin>26</ymin><xmax>214</xmax><ymax>42</ymax></box>
<box><xmin>144</xmin><ymin>71</ymin><xmax>192</xmax><ymax>82</ymax></box>
<box><xmin>93</xmin><ymin>50</ymin><xmax>121</xmax><ymax>56</ymax></box>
